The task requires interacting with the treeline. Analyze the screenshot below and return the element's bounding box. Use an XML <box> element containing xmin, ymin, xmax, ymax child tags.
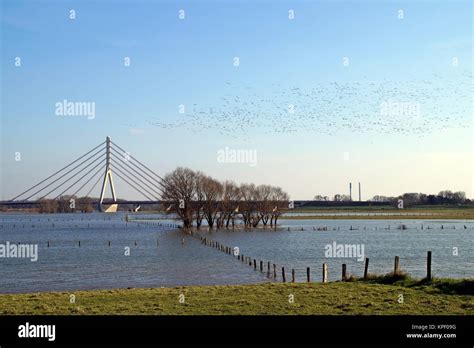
<box><xmin>160</xmin><ymin>167</ymin><xmax>290</xmax><ymax>229</ymax></box>
<box><xmin>370</xmin><ymin>190</ymin><xmax>470</xmax><ymax>207</ymax></box>
<box><xmin>37</xmin><ymin>196</ymin><xmax>94</xmax><ymax>213</ymax></box>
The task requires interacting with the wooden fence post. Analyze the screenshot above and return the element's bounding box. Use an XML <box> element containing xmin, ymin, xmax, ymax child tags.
<box><xmin>282</xmin><ymin>267</ymin><xmax>286</xmax><ymax>283</ymax></box>
<box><xmin>427</xmin><ymin>251</ymin><xmax>432</xmax><ymax>280</ymax></box>
<box><xmin>292</xmin><ymin>269</ymin><xmax>295</xmax><ymax>283</ymax></box>
<box><xmin>322</xmin><ymin>263</ymin><xmax>328</xmax><ymax>283</ymax></box>
<box><xmin>273</xmin><ymin>264</ymin><xmax>277</xmax><ymax>278</ymax></box>
<box><xmin>306</xmin><ymin>267</ymin><xmax>311</xmax><ymax>282</ymax></box>
<box><xmin>260</xmin><ymin>260</ymin><xmax>263</xmax><ymax>272</ymax></box>
<box><xmin>342</xmin><ymin>264</ymin><xmax>347</xmax><ymax>281</ymax></box>
<box><xmin>364</xmin><ymin>258</ymin><xmax>369</xmax><ymax>279</ymax></box>
<box><xmin>394</xmin><ymin>256</ymin><xmax>400</xmax><ymax>275</ymax></box>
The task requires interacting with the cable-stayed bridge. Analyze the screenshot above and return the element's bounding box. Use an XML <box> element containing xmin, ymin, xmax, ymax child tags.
<box><xmin>0</xmin><ymin>137</ymin><xmax>390</xmax><ymax>211</ymax></box>
<box><xmin>1</xmin><ymin>137</ymin><xmax>166</xmax><ymax>211</ymax></box>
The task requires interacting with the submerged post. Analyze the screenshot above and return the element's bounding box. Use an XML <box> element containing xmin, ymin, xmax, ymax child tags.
<box><xmin>394</xmin><ymin>256</ymin><xmax>400</xmax><ymax>275</ymax></box>
<box><xmin>364</xmin><ymin>258</ymin><xmax>369</xmax><ymax>279</ymax></box>
<box><xmin>427</xmin><ymin>251</ymin><xmax>432</xmax><ymax>280</ymax></box>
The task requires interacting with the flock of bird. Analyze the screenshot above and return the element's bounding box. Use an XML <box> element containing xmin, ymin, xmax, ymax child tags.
<box><xmin>140</xmin><ymin>70</ymin><xmax>472</xmax><ymax>138</ymax></box>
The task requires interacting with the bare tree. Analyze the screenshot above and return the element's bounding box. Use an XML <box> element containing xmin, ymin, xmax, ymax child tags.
<box><xmin>202</xmin><ymin>176</ymin><xmax>223</xmax><ymax>228</ymax></box>
<box><xmin>270</xmin><ymin>186</ymin><xmax>289</xmax><ymax>226</ymax></box>
<box><xmin>38</xmin><ymin>199</ymin><xmax>58</xmax><ymax>213</ymax></box>
<box><xmin>160</xmin><ymin>167</ymin><xmax>290</xmax><ymax>230</ymax></box>
<box><xmin>334</xmin><ymin>194</ymin><xmax>351</xmax><ymax>202</ymax></box>
<box><xmin>216</xmin><ymin>180</ymin><xmax>240</xmax><ymax>229</ymax></box>
<box><xmin>193</xmin><ymin>171</ymin><xmax>206</xmax><ymax>228</ymax></box>
<box><xmin>160</xmin><ymin>167</ymin><xmax>196</xmax><ymax>229</ymax></box>
<box><xmin>239</xmin><ymin>183</ymin><xmax>258</xmax><ymax>227</ymax></box>
<box><xmin>256</xmin><ymin>185</ymin><xmax>272</xmax><ymax>226</ymax></box>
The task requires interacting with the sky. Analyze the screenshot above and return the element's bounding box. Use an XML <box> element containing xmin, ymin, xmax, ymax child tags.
<box><xmin>1</xmin><ymin>0</ymin><xmax>473</xmax><ymax>201</ymax></box>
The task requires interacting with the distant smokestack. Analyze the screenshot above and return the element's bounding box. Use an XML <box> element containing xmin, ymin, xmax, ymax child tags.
<box><xmin>349</xmin><ymin>182</ymin><xmax>352</xmax><ymax>201</ymax></box>
<box><xmin>358</xmin><ymin>182</ymin><xmax>361</xmax><ymax>202</ymax></box>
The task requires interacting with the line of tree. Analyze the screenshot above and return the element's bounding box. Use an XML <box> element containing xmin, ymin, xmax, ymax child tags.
<box><xmin>314</xmin><ymin>194</ymin><xmax>352</xmax><ymax>202</ymax></box>
<box><xmin>313</xmin><ymin>190</ymin><xmax>471</xmax><ymax>206</ymax></box>
<box><xmin>160</xmin><ymin>167</ymin><xmax>290</xmax><ymax>229</ymax></box>
<box><xmin>370</xmin><ymin>190</ymin><xmax>470</xmax><ymax>207</ymax></box>
<box><xmin>37</xmin><ymin>196</ymin><xmax>94</xmax><ymax>213</ymax></box>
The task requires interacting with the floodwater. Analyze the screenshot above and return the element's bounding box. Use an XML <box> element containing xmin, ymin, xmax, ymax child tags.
<box><xmin>0</xmin><ymin>213</ymin><xmax>472</xmax><ymax>293</ymax></box>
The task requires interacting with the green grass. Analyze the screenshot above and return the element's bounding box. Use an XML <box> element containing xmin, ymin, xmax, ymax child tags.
<box><xmin>361</xmin><ymin>274</ymin><xmax>474</xmax><ymax>295</ymax></box>
<box><xmin>281</xmin><ymin>207</ymin><xmax>474</xmax><ymax>220</ymax></box>
<box><xmin>1</xmin><ymin>279</ymin><xmax>472</xmax><ymax>315</ymax></box>
<box><xmin>292</xmin><ymin>205</ymin><xmax>474</xmax><ymax>211</ymax></box>
<box><xmin>281</xmin><ymin>215</ymin><xmax>474</xmax><ymax>220</ymax></box>
<box><xmin>129</xmin><ymin>206</ymin><xmax>474</xmax><ymax>219</ymax></box>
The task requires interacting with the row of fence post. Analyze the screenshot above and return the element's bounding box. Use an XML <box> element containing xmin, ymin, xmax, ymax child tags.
<box><xmin>197</xmin><ymin>234</ymin><xmax>433</xmax><ymax>282</ymax></box>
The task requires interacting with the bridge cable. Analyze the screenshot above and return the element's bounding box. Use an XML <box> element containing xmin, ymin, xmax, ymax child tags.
<box><xmin>36</xmin><ymin>150</ymin><xmax>106</xmax><ymax>201</ymax></box>
<box><xmin>20</xmin><ymin>147</ymin><xmax>105</xmax><ymax>201</ymax></box>
<box><xmin>10</xmin><ymin>141</ymin><xmax>105</xmax><ymax>201</ymax></box>
<box><xmin>110</xmin><ymin>141</ymin><xmax>171</xmax><ymax>190</ymax></box>
<box><xmin>109</xmin><ymin>151</ymin><xmax>165</xmax><ymax>197</ymax></box>
<box><xmin>110</xmin><ymin>156</ymin><xmax>165</xmax><ymax>199</ymax></box>
<box><xmin>84</xmin><ymin>170</ymin><xmax>105</xmax><ymax>198</ymax></box>
<box><xmin>111</xmin><ymin>165</ymin><xmax>160</xmax><ymax>200</ymax></box>
<box><xmin>70</xmin><ymin>164</ymin><xmax>106</xmax><ymax>198</ymax></box>
<box><xmin>55</xmin><ymin>162</ymin><xmax>106</xmax><ymax>200</ymax></box>
<box><xmin>110</xmin><ymin>144</ymin><xmax>180</xmax><ymax>198</ymax></box>
<box><xmin>112</xmin><ymin>171</ymin><xmax>154</xmax><ymax>201</ymax></box>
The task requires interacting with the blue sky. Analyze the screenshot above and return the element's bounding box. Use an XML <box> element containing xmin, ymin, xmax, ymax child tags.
<box><xmin>1</xmin><ymin>0</ymin><xmax>473</xmax><ymax>200</ymax></box>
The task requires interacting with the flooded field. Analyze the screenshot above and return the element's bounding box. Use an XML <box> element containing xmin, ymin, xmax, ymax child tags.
<box><xmin>0</xmin><ymin>213</ymin><xmax>472</xmax><ymax>293</ymax></box>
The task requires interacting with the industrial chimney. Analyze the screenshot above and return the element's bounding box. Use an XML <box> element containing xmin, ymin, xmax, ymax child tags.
<box><xmin>358</xmin><ymin>182</ymin><xmax>361</xmax><ymax>202</ymax></box>
<box><xmin>349</xmin><ymin>182</ymin><xmax>352</xmax><ymax>201</ymax></box>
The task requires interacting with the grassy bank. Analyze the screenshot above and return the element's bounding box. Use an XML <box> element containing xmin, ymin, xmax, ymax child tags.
<box><xmin>1</xmin><ymin>278</ymin><xmax>472</xmax><ymax>315</ymax></box>
<box><xmin>280</xmin><ymin>213</ymin><xmax>474</xmax><ymax>220</ymax></box>
<box><xmin>281</xmin><ymin>207</ymin><xmax>474</xmax><ymax>220</ymax></box>
<box><xmin>131</xmin><ymin>207</ymin><xmax>474</xmax><ymax>220</ymax></box>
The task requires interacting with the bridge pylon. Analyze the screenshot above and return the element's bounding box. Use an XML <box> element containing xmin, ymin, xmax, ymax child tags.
<box><xmin>6</xmin><ymin>136</ymin><xmax>166</xmax><ymax>210</ymax></box>
<box><xmin>99</xmin><ymin>136</ymin><xmax>117</xmax><ymax>212</ymax></box>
